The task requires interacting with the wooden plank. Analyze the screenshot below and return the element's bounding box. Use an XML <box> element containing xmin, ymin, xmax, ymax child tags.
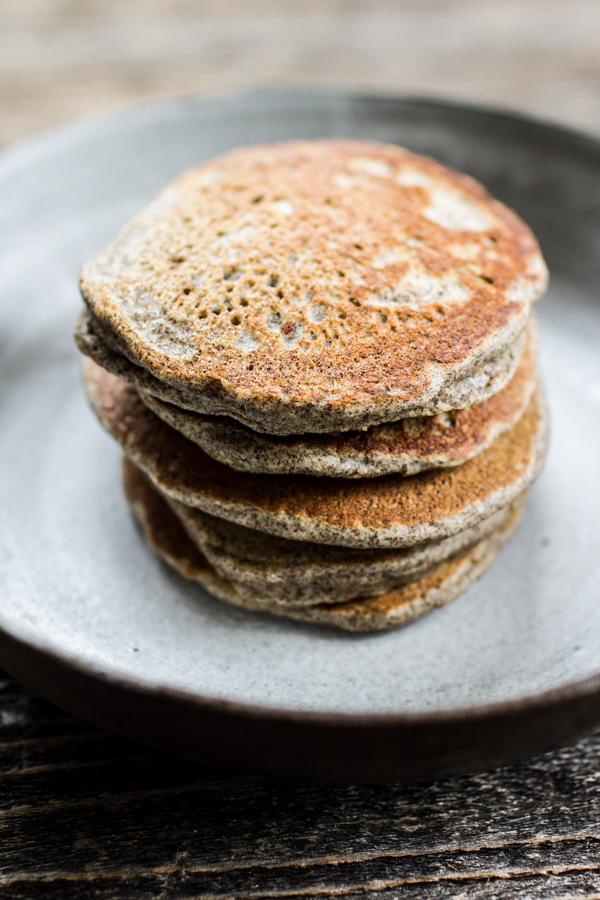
<box><xmin>1</xmin><ymin>0</ymin><xmax>600</xmax><ymax>149</ymax></box>
<box><xmin>1</xmin><ymin>839</ymin><xmax>600</xmax><ymax>897</ymax></box>
<box><xmin>0</xmin><ymin>672</ymin><xmax>600</xmax><ymax>897</ymax></box>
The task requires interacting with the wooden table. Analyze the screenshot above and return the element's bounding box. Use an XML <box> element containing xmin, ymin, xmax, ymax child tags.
<box><xmin>2</xmin><ymin>0</ymin><xmax>600</xmax><ymax>151</ymax></box>
<box><xmin>2</xmin><ymin>668</ymin><xmax>600</xmax><ymax>898</ymax></box>
<box><xmin>2</xmin><ymin>2</ymin><xmax>600</xmax><ymax>896</ymax></box>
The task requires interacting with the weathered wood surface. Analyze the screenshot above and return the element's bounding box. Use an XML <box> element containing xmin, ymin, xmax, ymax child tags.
<box><xmin>0</xmin><ymin>669</ymin><xmax>600</xmax><ymax>899</ymax></box>
<box><xmin>2</xmin><ymin>0</ymin><xmax>600</xmax><ymax>150</ymax></box>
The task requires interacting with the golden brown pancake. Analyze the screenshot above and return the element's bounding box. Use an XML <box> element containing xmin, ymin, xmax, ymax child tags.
<box><xmin>122</xmin><ymin>457</ymin><xmax>524</xmax><ymax>606</ymax></box>
<box><xmin>136</xmin><ymin>317</ymin><xmax>536</xmax><ymax>478</ymax></box>
<box><xmin>79</xmin><ymin>139</ymin><xmax>547</xmax><ymax>435</ymax></box>
<box><xmin>76</xmin><ymin>306</ymin><xmax>527</xmax><ymax>435</ymax></box>
<box><xmin>84</xmin><ymin>359</ymin><xmax>548</xmax><ymax>549</ymax></box>
<box><xmin>123</xmin><ymin>460</ymin><xmax>524</xmax><ymax>632</ymax></box>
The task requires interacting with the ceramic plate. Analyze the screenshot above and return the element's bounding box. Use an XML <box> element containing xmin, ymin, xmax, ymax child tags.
<box><xmin>1</xmin><ymin>91</ymin><xmax>600</xmax><ymax>782</ymax></box>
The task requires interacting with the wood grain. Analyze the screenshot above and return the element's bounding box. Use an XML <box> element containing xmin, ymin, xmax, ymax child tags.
<box><xmin>0</xmin><ymin>670</ymin><xmax>599</xmax><ymax>898</ymax></box>
<box><xmin>2</xmin><ymin>0</ymin><xmax>600</xmax><ymax>150</ymax></box>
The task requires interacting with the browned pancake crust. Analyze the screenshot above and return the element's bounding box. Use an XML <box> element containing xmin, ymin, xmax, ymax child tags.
<box><xmin>296</xmin><ymin>511</ymin><xmax>521</xmax><ymax>631</ymax></box>
<box><xmin>138</xmin><ymin>318</ymin><xmax>536</xmax><ymax>477</ymax></box>
<box><xmin>123</xmin><ymin>460</ymin><xmax>523</xmax><ymax>632</ymax></box>
<box><xmin>123</xmin><ymin>454</ymin><xmax>209</xmax><ymax>580</ymax></box>
<box><xmin>76</xmin><ymin>307</ymin><xmax>528</xmax><ymax>435</ymax></box>
<box><xmin>80</xmin><ymin>139</ymin><xmax>547</xmax><ymax>433</ymax></box>
<box><xmin>85</xmin><ymin>359</ymin><xmax>548</xmax><ymax>548</ymax></box>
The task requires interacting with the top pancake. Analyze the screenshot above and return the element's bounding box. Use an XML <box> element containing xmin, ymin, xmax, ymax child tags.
<box><xmin>79</xmin><ymin>139</ymin><xmax>547</xmax><ymax>435</ymax></box>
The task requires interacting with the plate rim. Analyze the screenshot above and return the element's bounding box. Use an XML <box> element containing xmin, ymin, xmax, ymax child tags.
<box><xmin>2</xmin><ymin>87</ymin><xmax>600</xmax><ymax>779</ymax></box>
<box><xmin>3</xmin><ymin>610</ymin><xmax>600</xmax><ymax>726</ymax></box>
<box><xmin>3</xmin><ymin>84</ymin><xmax>600</xmax><ymax>179</ymax></box>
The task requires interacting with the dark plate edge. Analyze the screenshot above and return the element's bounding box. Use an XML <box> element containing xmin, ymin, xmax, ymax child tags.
<box><xmin>2</xmin><ymin>619</ymin><xmax>600</xmax><ymax>783</ymax></box>
<box><xmin>3</xmin><ymin>86</ymin><xmax>600</xmax><ymax>178</ymax></box>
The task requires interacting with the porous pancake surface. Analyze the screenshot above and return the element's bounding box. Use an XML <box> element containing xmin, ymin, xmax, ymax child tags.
<box><xmin>138</xmin><ymin>318</ymin><xmax>536</xmax><ymax>477</ymax></box>
<box><xmin>76</xmin><ymin>308</ymin><xmax>527</xmax><ymax>434</ymax></box>
<box><xmin>85</xmin><ymin>360</ymin><xmax>548</xmax><ymax>548</ymax></box>
<box><xmin>123</xmin><ymin>460</ymin><xmax>523</xmax><ymax>632</ymax></box>
<box><xmin>80</xmin><ymin>139</ymin><xmax>547</xmax><ymax>434</ymax></box>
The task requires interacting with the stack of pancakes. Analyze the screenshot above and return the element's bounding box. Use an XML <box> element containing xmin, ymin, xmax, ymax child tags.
<box><xmin>76</xmin><ymin>139</ymin><xmax>549</xmax><ymax>631</ymax></box>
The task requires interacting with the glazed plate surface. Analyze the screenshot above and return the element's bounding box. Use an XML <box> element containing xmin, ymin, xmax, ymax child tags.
<box><xmin>1</xmin><ymin>91</ymin><xmax>600</xmax><ymax>781</ymax></box>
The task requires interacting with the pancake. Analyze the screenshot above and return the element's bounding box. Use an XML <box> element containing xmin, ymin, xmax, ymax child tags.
<box><xmin>151</xmin><ymin>469</ymin><xmax>526</xmax><ymax>607</ymax></box>
<box><xmin>85</xmin><ymin>359</ymin><xmax>548</xmax><ymax>549</ymax></box>
<box><xmin>76</xmin><ymin>306</ymin><xmax>527</xmax><ymax>435</ymax></box>
<box><xmin>79</xmin><ymin>139</ymin><xmax>547</xmax><ymax>435</ymax></box>
<box><xmin>124</xmin><ymin>461</ymin><xmax>524</xmax><ymax>632</ymax></box>
<box><xmin>136</xmin><ymin>318</ymin><xmax>536</xmax><ymax>478</ymax></box>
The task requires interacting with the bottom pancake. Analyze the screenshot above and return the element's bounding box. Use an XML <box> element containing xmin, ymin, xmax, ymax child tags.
<box><xmin>152</xmin><ymin>463</ymin><xmax>525</xmax><ymax>606</ymax></box>
<box><xmin>123</xmin><ymin>460</ymin><xmax>525</xmax><ymax>632</ymax></box>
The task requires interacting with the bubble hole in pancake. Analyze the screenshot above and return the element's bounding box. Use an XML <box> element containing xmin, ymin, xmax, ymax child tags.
<box><xmin>79</xmin><ymin>139</ymin><xmax>547</xmax><ymax>435</ymax></box>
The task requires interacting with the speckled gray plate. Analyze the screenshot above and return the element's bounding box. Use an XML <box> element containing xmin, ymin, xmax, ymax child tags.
<box><xmin>1</xmin><ymin>91</ymin><xmax>600</xmax><ymax>782</ymax></box>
